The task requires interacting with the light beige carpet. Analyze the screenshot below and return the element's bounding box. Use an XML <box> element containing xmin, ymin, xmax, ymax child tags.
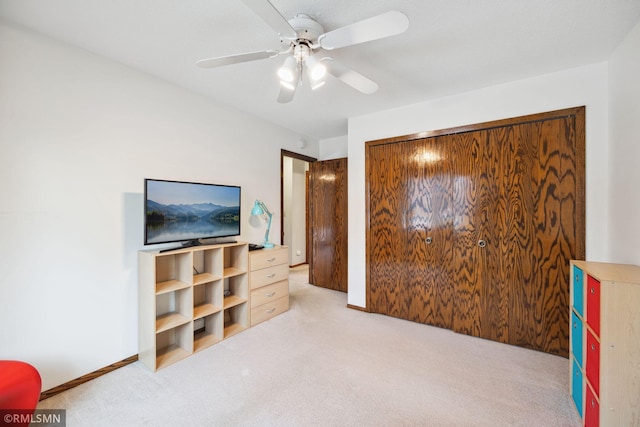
<box><xmin>38</xmin><ymin>266</ymin><xmax>581</xmax><ymax>426</ymax></box>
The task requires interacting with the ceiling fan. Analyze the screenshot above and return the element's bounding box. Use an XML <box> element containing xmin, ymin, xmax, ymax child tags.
<box><xmin>196</xmin><ymin>0</ymin><xmax>409</xmax><ymax>103</ymax></box>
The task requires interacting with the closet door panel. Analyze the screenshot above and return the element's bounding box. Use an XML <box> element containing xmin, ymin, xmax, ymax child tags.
<box><xmin>405</xmin><ymin>137</ymin><xmax>454</xmax><ymax>328</ymax></box>
<box><xmin>503</xmin><ymin>118</ymin><xmax>577</xmax><ymax>356</ymax></box>
<box><xmin>368</xmin><ymin>142</ymin><xmax>409</xmax><ymax>318</ymax></box>
<box><xmin>451</xmin><ymin>130</ymin><xmax>508</xmax><ymax>342</ymax></box>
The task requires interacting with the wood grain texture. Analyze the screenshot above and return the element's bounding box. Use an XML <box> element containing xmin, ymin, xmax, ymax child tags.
<box><xmin>502</xmin><ymin>118</ymin><xmax>578</xmax><ymax>356</ymax></box>
<box><xmin>40</xmin><ymin>355</ymin><xmax>138</xmax><ymax>400</ymax></box>
<box><xmin>405</xmin><ymin>137</ymin><xmax>454</xmax><ymax>328</ymax></box>
<box><xmin>365</xmin><ymin>107</ymin><xmax>585</xmax><ymax>357</ymax></box>
<box><xmin>309</xmin><ymin>158</ymin><xmax>348</xmax><ymax>292</ymax></box>
<box><xmin>368</xmin><ymin>142</ymin><xmax>409</xmax><ymax>317</ymax></box>
<box><xmin>450</xmin><ymin>130</ymin><xmax>508</xmax><ymax>342</ymax></box>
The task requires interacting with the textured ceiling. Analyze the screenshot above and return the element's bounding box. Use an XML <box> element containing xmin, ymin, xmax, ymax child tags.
<box><xmin>2</xmin><ymin>0</ymin><xmax>640</xmax><ymax>140</ymax></box>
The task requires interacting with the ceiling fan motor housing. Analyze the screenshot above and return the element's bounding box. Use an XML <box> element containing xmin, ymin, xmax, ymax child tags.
<box><xmin>288</xmin><ymin>14</ymin><xmax>325</xmax><ymax>43</ymax></box>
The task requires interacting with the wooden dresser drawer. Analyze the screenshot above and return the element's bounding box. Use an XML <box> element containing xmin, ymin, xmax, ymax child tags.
<box><xmin>251</xmin><ymin>296</ymin><xmax>289</xmax><ymax>326</ymax></box>
<box><xmin>250</xmin><ymin>247</ymin><xmax>288</xmax><ymax>271</ymax></box>
<box><xmin>251</xmin><ymin>280</ymin><xmax>289</xmax><ymax>308</ymax></box>
<box><xmin>250</xmin><ymin>263</ymin><xmax>289</xmax><ymax>289</ymax></box>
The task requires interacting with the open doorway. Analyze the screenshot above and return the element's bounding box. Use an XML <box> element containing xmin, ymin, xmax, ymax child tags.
<box><xmin>280</xmin><ymin>149</ymin><xmax>316</xmax><ymax>267</ymax></box>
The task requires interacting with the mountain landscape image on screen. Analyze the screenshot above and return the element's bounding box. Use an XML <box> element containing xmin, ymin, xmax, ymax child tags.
<box><xmin>145</xmin><ymin>199</ymin><xmax>240</xmax><ymax>243</ymax></box>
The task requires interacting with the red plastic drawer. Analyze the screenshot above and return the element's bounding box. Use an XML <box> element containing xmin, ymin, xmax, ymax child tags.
<box><xmin>585</xmin><ymin>385</ymin><xmax>599</xmax><ymax>427</ymax></box>
<box><xmin>586</xmin><ymin>329</ymin><xmax>600</xmax><ymax>396</ymax></box>
<box><xmin>586</xmin><ymin>275</ymin><xmax>600</xmax><ymax>336</ymax></box>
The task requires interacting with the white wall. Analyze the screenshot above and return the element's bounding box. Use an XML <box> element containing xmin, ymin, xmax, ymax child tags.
<box><xmin>608</xmin><ymin>19</ymin><xmax>640</xmax><ymax>265</ymax></box>
<box><xmin>347</xmin><ymin>63</ymin><xmax>609</xmax><ymax>307</ymax></box>
<box><xmin>283</xmin><ymin>156</ymin><xmax>293</xmax><ymax>250</ymax></box>
<box><xmin>0</xmin><ymin>22</ymin><xmax>318</xmax><ymax>391</ymax></box>
<box><xmin>283</xmin><ymin>157</ymin><xmax>308</xmax><ymax>265</ymax></box>
<box><xmin>290</xmin><ymin>158</ymin><xmax>308</xmax><ymax>265</ymax></box>
<box><xmin>319</xmin><ymin>135</ymin><xmax>348</xmax><ymax>160</ymax></box>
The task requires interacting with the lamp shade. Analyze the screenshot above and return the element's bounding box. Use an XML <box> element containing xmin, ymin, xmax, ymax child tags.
<box><xmin>251</xmin><ymin>200</ymin><xmax>264</xmax><ymax>216</ymax></box>
<box><xmin>277</xmin><ymin>56</ymin><xmax>298</xmax><ymax>83</ymax></box>
<box><xmin>305</xmin><ymin>55</ymin><xmax>326</xmax><ymax>81</ymax></box>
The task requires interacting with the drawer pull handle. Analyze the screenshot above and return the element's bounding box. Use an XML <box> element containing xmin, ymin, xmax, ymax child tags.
<box><xmin>478</xmin><ymin>239</ymin><xmax>486</xmax><ymax>248</ymax></box>
<box><xmin>573</xmin><ymin>322</ymin><xmax>577</xmax><ymax>329</ymax></box>
<box><xmin>266</xmin><ymin>308</ymin><xmax>276</xmax><ymax>313</ymax></box>
<box><xmin>266</xmin><ymin>273</ymin><xmax>276</xmax><ymax>278</ymax></box>
<box><xmin>591</xmin><ymin>399</ymin><xmax>596</xmax><ymax>407</ymax></box>
<box><xmin>591</xmin><ymin>344</ymin><xmax>596</xmax><ymax>351</ymax></box>
<box><xmin>426</xmin><ymin>236</ymin><xmax>433</xmax><ymax>244</ymax></box>
<box><xmin>590</xmin><ymin>287</ymin><xmax>595</xmax><ymax>294</ymax></box>
<box><xmin>267</xmin><ymin>257</ymin><xmax>276</xmax><ymax>262</ymax></box>
<box><xmin>266</xmin><ymin>292</ymin><xmax>276</xmax><ymax>297</ymax></box>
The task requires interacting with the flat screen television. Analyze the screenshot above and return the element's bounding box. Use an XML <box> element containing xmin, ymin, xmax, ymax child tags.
<box><xmin>144</xmin><ymin>178</ymin><xmax>241</xmax><ymax>248</ymax></box>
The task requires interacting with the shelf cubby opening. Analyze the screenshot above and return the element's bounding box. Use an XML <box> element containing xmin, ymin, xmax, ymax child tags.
<box><xmin>193</xmin><ymin>248</ymin><xmax>223</xmax><ymax>285</ymax></box>
<box><xmin>193</xmin><ymin>280</ymin><xmax>223</xmax><ymax>319</ymax></box>
<box><xmin>155</xmin><ymin>323</ymin><xmax>192</xmax><ymax>370</ymax></box>
<box><xmin>155</xmin><ymin>252</ymin><xmax>192</xmax><ymax>293</ymax></box>
<box><xmin>223</xmin><ymin>303</ymin><xmax>248</xmax><ymax>338</ymax></box>
<box><xmin>193</xmin><ymin>312</ymin><xmax>223</xmax><ymax>352</ymax></box>
<box><xmin>223</xmin><ymin>275</ymin><xmax>248</xmax><ymax>309</ymax></box>
<box><xmin>223</xmin><ymin>245</ymin><xmax>248</xmax><ymax>278</ymax></box>
<box><xmin>155</xmin><ymin>287</ymin><xmax>192</xmax><ymax>333</ymax></box>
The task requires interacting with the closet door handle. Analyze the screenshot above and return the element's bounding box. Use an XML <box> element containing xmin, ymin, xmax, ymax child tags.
<box><xmin>478</xmin><ymin>239</ymin><xmax>487</xmax><ymax>248</ymax></box>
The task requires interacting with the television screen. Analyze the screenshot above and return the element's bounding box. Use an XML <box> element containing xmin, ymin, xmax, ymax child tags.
<box><xmin>144</xmin><ymin>179</ymin><xmax>241</xmax><ymax>246</ymax></box>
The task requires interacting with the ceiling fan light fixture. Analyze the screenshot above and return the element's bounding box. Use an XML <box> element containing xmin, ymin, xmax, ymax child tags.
<box><xmin>310</xmin><ymin>80</ymin><xmax>326</xmax><ymax>91</ymax></box>
<box><xmin>279</xmin><ymin>79</ymin><xmax>297</xmax><ymax>91</ymax></box>
<box><xmin>277</xmin><ymin>56</ymin><xmax>298</xmax><ymax>83</ymax></box>
<box><xmin>305</xmin><ymin>55</ymin><xmax>326</xmax><ymax>81</ymax></box>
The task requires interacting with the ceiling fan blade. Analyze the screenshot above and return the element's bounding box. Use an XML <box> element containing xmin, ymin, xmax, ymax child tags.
<box><xmin>322</xmin><ymin>58</ymin><xmax>379</xmax><ymax>94</ymax></box>
<box><xmin>196</xmin><ymin>50</ymin><xmax>280</xmax><ymax>68</ymax></box>
<box><xmin>241</xmin><ymin>0</ymin><xmax>298</xmax><ymax>40</ymax></box>
<box><xmin>318</xmin><ymin>11</ymin><xmax>409</xmax><ymax>50</ymax></box>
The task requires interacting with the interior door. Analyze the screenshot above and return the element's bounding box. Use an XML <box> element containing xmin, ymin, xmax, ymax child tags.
<box><xmin>405</xmin><ymin>136</ymin><xmax>454</xmax><ymax>328</ymax></box>
<box><xmin>308</xmin><ymin>158</ymin><xmax>348</xmax><ymax>292</ymax></box>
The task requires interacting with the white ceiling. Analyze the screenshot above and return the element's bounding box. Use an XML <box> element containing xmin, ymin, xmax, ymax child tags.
<box><xmin>2</xmin><ymin>0</ymin><xmax>640</xmax><ymax>140</ymax></box>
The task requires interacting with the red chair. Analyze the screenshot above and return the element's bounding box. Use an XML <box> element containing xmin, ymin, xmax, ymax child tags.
<box><xmin>0</xmin><ymin>360</ymin><xmax>41</xmax><ymax>427</ymax></box>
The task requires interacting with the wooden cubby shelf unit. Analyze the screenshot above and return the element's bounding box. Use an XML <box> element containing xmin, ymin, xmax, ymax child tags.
<box><xmin>138</xmin><ymin>242</ymin><xmax>249</xmax><ymax>371</ymax></box>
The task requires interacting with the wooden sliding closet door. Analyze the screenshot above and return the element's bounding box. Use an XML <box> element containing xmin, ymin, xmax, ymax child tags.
<box><xmin>368</xmin><ymin>142</ymin><xmax>409</xmax><ymax>317</ymax></box>
<box><xmin>450</xmin><ymin>130</ymin><xmax>508</xmax><ymax>342</ymax></box>
<box><xmin>405</xmin><ymin>137</ymin><xmax>454</xmax><ymax>328</ymax></box>
<box><xmin>369</xmin><ymin>137</ymin><xmax>454</xmax><ymax>327</ymax></box>
<box><xmin>366</xmin><ymin>107</ymin><xmax>584</xmax><ymax>357</ymax></box>
<box><xmin>500</xmin><ymin>118</ymin><xmax>580</xmax><ymax>354</ymax></box>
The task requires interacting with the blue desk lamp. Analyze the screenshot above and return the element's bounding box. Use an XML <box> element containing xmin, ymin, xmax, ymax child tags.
<box><xmin>251</xmin><ymin>200</ymin><xmax>274</xmax><ymax>248</ymax></box>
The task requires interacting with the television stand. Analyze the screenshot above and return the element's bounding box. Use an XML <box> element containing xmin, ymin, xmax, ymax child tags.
<box><xmin>138</xmin><ymin>241</ymin><xmax>250</xmax><ymax>371</ymax></box>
